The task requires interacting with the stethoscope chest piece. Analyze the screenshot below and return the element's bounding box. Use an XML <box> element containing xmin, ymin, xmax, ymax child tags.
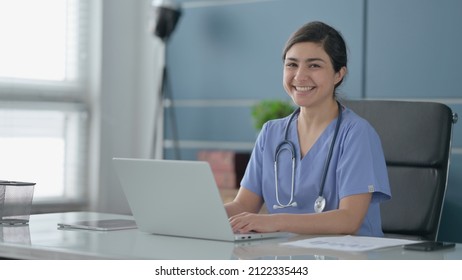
<box><xmin>314</xmin><ymin>196</ymin><xmax>326</xmax><ymax>213</ymax></box>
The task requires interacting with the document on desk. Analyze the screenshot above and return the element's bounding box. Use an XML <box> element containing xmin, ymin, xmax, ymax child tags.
<box><xmin>283</xmin><ymin>235</ymin><xmax>420</xmax><ymax>252</ymax></box>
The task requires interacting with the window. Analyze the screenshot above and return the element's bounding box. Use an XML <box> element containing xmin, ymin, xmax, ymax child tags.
<box><xmin>0</xmin><ymin>0</ymin><xmax>92</xmax><ymax>207</ymax></box>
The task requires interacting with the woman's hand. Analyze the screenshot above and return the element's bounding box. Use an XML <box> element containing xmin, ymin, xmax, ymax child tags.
<box><xmin>228</xmin><ymin>193</ymin><xmax>372</xmax><ymax>235</ymax></box>
<box><xmin>229</xmin><ymin>212</ymin><xmax>280</xmax><ymax>233</ymax></box>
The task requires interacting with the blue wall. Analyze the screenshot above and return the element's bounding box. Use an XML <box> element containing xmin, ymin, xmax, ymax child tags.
<box><xmin>165</xmin><ymin>0</ymin><xmax>462</xmax><ymax>242</ymax></box>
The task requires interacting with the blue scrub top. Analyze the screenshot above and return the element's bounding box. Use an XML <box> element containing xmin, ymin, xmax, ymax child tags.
<box><xmin>241</xmin><ymin>105</ymin><xmax>391</xmax><ymax>237</ymax></box>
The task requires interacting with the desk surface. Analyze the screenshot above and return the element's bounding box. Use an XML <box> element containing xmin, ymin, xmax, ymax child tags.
<box><xmin>1</xmin><ymin>212</ymin><xmax>461</xmax><ymax>260</ymax></box>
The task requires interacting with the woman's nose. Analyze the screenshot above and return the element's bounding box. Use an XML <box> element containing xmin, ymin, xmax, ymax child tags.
<box><xmin>294</xmin><ymin>68</ymin><xmax>309</xmax><ymax>81</ymax></box>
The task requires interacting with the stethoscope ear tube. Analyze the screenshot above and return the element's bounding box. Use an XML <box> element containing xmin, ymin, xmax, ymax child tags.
<box><xmin>273</xmin><ymin>148</ymin><xmax>296</xmax><ymax>209</ymax></box>
<box><xmin>315</xmin><ymin>101</ymin><xmax>343</xmax><ymax>212</ymax></box>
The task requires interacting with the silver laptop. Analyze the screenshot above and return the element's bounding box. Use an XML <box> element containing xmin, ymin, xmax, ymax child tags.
<box><xmin>113</xmin><ymin>158</ymin><xmax>287</xmax><ymax>242</ymax></box>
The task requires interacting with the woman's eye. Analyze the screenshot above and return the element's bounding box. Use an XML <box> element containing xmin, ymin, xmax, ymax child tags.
<box><xmin>285</xmin><ymin>63</ymin><xmax>297</xmax><ymax>68</ymax></box>
<box><xmin>309</xmin><ymin>64</ymin><xmax>320</xmax><ymax>68</ymax></box>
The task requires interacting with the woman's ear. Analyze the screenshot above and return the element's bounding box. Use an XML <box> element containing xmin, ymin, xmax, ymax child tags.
<box><xmin>334</xmin><ymin>66</ymin><xmax>347</xmax><ymax>86</ymax></box>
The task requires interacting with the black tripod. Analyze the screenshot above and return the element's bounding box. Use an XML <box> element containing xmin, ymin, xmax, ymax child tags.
<box><xmin>152</xmin><ymin>58</ymin><xmax>180</xmax><ymax>159</ymax></box>
<box><xmin>151</xmin><ymin>2</ymin><xmax>181</xmax><ymax>159</ymax></box>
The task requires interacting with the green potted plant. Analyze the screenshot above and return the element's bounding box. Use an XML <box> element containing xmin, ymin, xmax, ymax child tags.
<box><xmin>251</xmin><ymin>99</ymin><xmax>295</xmax><ymax>130</ymax></box>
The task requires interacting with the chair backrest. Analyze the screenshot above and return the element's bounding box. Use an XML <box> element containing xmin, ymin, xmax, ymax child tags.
<box><xmin>343</xmin><ymin>99</ymin><xmax>456</xmax><ymax>241</ymax></box>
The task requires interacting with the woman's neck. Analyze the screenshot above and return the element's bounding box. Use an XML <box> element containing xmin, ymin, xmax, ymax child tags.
<box><xmin>296</xmin><ymin>99</ymin><xmax>339</xmax><ymax>158</ymax></box>
<box><xmin>298</xmin><ymin>99</ymin><xmax>339</xmax><ymax>129</ymax></box>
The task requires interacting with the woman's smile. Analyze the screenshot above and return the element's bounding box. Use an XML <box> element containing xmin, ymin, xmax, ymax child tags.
<box><xmin>294</xmin><ymin>86</ymin><xmax>315</xmax><ymax>92</ymax></box>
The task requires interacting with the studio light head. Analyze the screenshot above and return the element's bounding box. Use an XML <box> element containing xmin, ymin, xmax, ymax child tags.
<box><xmin>151</xmin><ymin>0</ymin><xmax>181</xmax><ymax>41</ymax></box>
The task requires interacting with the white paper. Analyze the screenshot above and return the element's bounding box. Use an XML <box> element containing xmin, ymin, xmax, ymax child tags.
<box><xmin>282</xmin><ymin>235</ymin><xmax>420</xmax><ymax>252</ymax></box>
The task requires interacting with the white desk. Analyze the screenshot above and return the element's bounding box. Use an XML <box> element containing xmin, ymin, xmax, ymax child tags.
<box><xmin>1</xmin><ymin>212</ymin><xmax>461</xmax><ymax>260</ymax></box>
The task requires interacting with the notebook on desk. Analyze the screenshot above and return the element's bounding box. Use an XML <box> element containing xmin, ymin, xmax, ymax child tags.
<box><xmin>113</xmin><ymin>158</ymin><xmax>287</xmax><ymax>242</ymax></box>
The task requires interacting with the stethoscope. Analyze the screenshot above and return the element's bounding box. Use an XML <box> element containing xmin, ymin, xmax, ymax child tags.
<box><xmin>273</xmin><ymin>101</ymin><xmax>343</xmax><ymax>213</ymax></box>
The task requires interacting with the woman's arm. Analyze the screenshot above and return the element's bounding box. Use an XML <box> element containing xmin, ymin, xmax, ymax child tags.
<box><xmin>229</xmin><ymin>193</ymin><xmax>372</xmax><ymax>235</ymax></box>
<box><xmin>224</xmin><ymin>187</ymin><xmax>264</xmax><ymax>217</ymax></box>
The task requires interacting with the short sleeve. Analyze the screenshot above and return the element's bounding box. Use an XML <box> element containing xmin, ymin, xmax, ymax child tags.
<box><xmin>240</xmin><ymin>122</ymin><xmax>268</xmax><ymax>197</ymax></box>
<box><xmin>337</xmin><ymin>118</ymin><xmax>391</xmax><ymax>203</ymax></box>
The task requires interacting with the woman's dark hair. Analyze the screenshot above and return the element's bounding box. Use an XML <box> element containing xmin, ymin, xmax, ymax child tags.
<box><xmin>282</xmin><ymin>21</ymin><xmax>347</xmax><ymax>89</ymax></box>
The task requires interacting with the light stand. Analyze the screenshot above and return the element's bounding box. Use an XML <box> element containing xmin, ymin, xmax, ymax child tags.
<box><xmin>151</xmin><ymin>0</ymin><xmax>181</xmax><ymax>159</ymax></box>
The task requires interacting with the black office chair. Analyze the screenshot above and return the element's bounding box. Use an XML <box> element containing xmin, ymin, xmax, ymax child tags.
<box><xmin>343</xmin><ymin>99</ymin><xmax>458</xmax><ymax>241</ymax></box>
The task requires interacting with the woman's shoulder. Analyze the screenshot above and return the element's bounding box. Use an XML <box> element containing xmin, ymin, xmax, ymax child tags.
<box><xmin>340</xmin><ymin>105</ymin><xmax>383</xmax><ymax>140</ymax></box>
<box><xmin>262</xmin><ymin>114</ymin><xmax>293</xmax><ymax>131</ymax></box>
<box><xmin>342</xmin><ymin>106</ymin><xmax>373</xmax><ymax>129</ymax></box>
<box><xmin>254</xmin><ymin>114</ymin><xmax>293</xmax><ymax>148</ymax></box>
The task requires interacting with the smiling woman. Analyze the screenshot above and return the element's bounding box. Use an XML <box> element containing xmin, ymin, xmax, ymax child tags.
<box><xmin>225</xmin><ymin>21</ymin><xmax>391</xmax><ymax>237</ymax></box>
